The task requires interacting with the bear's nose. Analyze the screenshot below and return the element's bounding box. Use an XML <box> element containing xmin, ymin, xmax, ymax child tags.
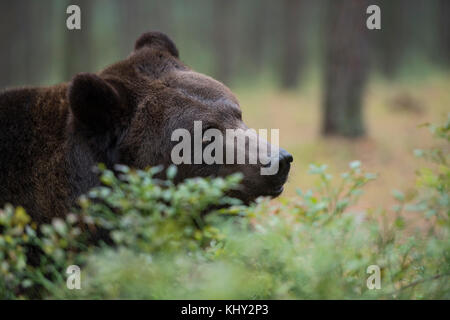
<box><xmin>278</xmin><ymin>148</ymin><xmax>293</xmax><ymax>175</ymax></box>
<box><xmin>279</xmin><ymin>148</ymin><xmax>293</xmax><ymax>164</ymax></box>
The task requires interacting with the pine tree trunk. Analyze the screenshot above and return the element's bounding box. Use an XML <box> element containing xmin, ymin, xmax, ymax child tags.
<box><xmin>62</xmin><ymin>0</ymin><xmax>93</xmax><ymax>81</ymax></box>
<box><xmin>374</xmin><ymin>0</ymin><xmax>407</xmax><ymax>78</ymax></box>
<box><xmin>280</xmin><ymin>0</ymin><xmax>305</xmax><ymax>89</ymax></box>
<box><xmin>0</xmin><ymin>1</ymin><xmax>15</xmax><ymax>89</ymax></box>
<box><xmin>322</xmin><ymin>0</ymin><xmax>370</xmax><ymax>138</ymax></box>
<box><xmin>245</xmin><ymin>0</ymin><xmax>267</xmax><ymax>74</ymax></box>
<box><xmin>213</xmin><ymin>0</ymin><xmax>235</xmax><ymax>85</ymax></box>
<box><xmin>438</xmin><ymin>0</ymin><xmax>450</xmax><ymax>66</ymax></box>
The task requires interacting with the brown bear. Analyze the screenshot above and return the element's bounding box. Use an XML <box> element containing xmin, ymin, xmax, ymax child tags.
<box><xmin>0</xmin><ymin>32</ymin><xmax>292</xmax><ymax>223</ymax></box>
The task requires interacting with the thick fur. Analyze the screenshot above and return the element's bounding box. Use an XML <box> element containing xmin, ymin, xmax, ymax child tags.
<box><xmin>0</xmin><ymin>32</ymin><xmax>290</xmax><ymax>223</ymax></box>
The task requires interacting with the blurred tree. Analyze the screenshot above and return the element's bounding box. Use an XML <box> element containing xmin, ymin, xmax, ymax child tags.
<box><xmin>28</xmin><ymin>0</ymin><xmax>54</xmax><ymax>85</ymax></box>
<box><xmin>118</xmin><ymin>0</ymin><xmax>173</xmax><ymax>56</ymax></box>
<box><xmin>438</xmin><ymin>0</ymin><xmax>450</xmax><ymax>67</ymax></box>
<box><xmin>372</xmin><ymin>0</ymin><xmax>408</xmax><ymax>78</ymax></box>
<box><xmin>280</xmin><ymin>0</ymin><xmax>306</xmax><ymax>89</ymax></box>
<box><xmin>0</xmin><ymin>0</ymin><xmax>447</xmax><ymax>93</ymax></box>
<box><xmin>62</xmin><ymin>0</ymin><xmax>94</xmax><ymax>81</ymax></box>
<box><xmin>118</xmin><ymin>0</ymin><xmax>144</xmax><ymax>55</ymax></box>
<box><xmin>151</xmin><ymin>0</ymin><xmax>173</xmax><ymax>35</ymax></box>
<box><xmin>244</xmin><ymin>0</ymin><xmax>268</xmax><ymax>74</ymax></box>
<box><xmin>213</xmin><ymin>0</ymin><xmax>236</xmax><ymax>85</ymax></box>
<box><xmin>0</xmin><ymin>0</ymin><xmax>39</xmax><ymax>88</ymax></box>
<box><xmin>0</xmin><ymin>1</ymin><xmax>15</xmax><ymax>89</ymax></box>
<box><xmin>322</xmin><ymin>0</ymin><xmax>370</xmax><ymax>137</ymax></box>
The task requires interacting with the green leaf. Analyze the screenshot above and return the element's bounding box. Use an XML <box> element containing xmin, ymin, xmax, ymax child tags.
<box><xmin>166</xmin><ymin>165</ymin><xmax>177</xmax><ymax>180</ymax></box>
<box><xmin>349</xmin><ymin>160</ymin><xmax>361</xmax><ymax>170</ymax></box>
<box><xmin>392</xmin><ymin>189</ymin><xmax>405</xmax><ymax>202</ymax></box>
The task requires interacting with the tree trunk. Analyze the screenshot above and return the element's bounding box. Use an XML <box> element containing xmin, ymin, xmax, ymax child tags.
<box><xmin>438</xmin><ymin>0</ymin><xmax>450</xmax><ymax>66</ymax></box>
<box><xmin>245</xmin><ymin>0</ymin><xmax>267</xmax><ymax>74</ymax></box>
<box><xmin>118</xmin><ymin>0</ymin><xmax>144</xmax><ymax>56</ymax></box>
<box><xmin>62</xmin><ymin>0</ymin><xmax>93</xmax><ymax>81</ymax></box>
<box><xmin>373</xmin><ymin>0</ymin><xmax>408</xmax><ymax>78</ymax></box>
<box><xmin>280</xmin><ymin>0</ymin><xmax>305</xmax><ymax>89</ymax></box>
<box><xmin>0</xmin><ymin>1</ymin><xmax>16</xmax><ymax>89</ymax></box>
<box><xmin>322</xmin><ymin>0</ymin><xmax>370</xmax><ymax>138</ymax></box>
<box><xmin>117</xmin><ymin>0</ymin><xmax>173</xmax><ymax>57</ymax></box>
<box><xmin>28</xmin><ymin>0</ymin><xmax>53</xmax><ymax>85</ymax></box>
<box><xmin>213</xmin><ymin>0</ymin><xmax>235</xmax><ymax>85</ymax></box>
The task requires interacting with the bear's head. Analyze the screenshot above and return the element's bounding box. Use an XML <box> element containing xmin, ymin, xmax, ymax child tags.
<box><xmin>67</xmin><ymin>32</ymin><xmax>292</xmax><ymax>203</ymax></box>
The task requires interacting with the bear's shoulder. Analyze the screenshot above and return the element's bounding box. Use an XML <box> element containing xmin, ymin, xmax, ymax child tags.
<box><xmin>0</xmin><ymin>87</ymin><xmax>39</xmax><ymax>106</ymax></box>
<box><xmin>0</xmin><ymin>87</ymin><xmax>41</xmax><ymax>122</ymax></box>
<box><xmin>0</xmin><ymin>88</ymin><xmax>39</xmax><ymax>162</ymax></box>
<box><xmin>0</xmin><ymin>85</ymin><xmax>69</xmax><ymax>128</ymax></box>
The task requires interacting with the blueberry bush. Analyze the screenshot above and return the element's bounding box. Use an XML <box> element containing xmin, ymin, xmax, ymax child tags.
<box><xmin>1</xmin><ymin>119</ymin><xmax>449</xmax><ymax>299</ymax></box>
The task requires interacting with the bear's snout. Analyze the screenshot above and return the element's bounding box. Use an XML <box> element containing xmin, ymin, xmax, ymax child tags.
<box><xmin>264</xmin><ymin>148</ymin><xmax>293</xmax><ymax>196</ymax></box>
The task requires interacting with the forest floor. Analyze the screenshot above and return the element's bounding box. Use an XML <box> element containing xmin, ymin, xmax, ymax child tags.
<box><xmin>234</xmin><ymin>73</ymin><xmax>450</xmax><ymax>227</ymax></box>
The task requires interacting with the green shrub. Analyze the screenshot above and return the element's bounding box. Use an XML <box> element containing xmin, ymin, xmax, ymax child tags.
<box><xmin>1</xmin><ymin>119</ymin><xmax>449</xmax><ymax>299</ymax></box>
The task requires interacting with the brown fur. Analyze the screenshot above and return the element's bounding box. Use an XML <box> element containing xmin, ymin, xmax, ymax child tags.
<box><xmin>0</xmin><ymin>32</ymin><xmax>292</xmax><ymax>223</ymax></box>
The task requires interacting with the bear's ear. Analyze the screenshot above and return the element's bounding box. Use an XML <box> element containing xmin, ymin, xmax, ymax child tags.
<box><xmin>68</xmin><ymin>73</ymin><xmax>127</xmax><ymax>133</ymax></box>
<box><xmin>134</xmin><ymin>31</ymin><xmax>179</xmax><ymax>58</ymax></box>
